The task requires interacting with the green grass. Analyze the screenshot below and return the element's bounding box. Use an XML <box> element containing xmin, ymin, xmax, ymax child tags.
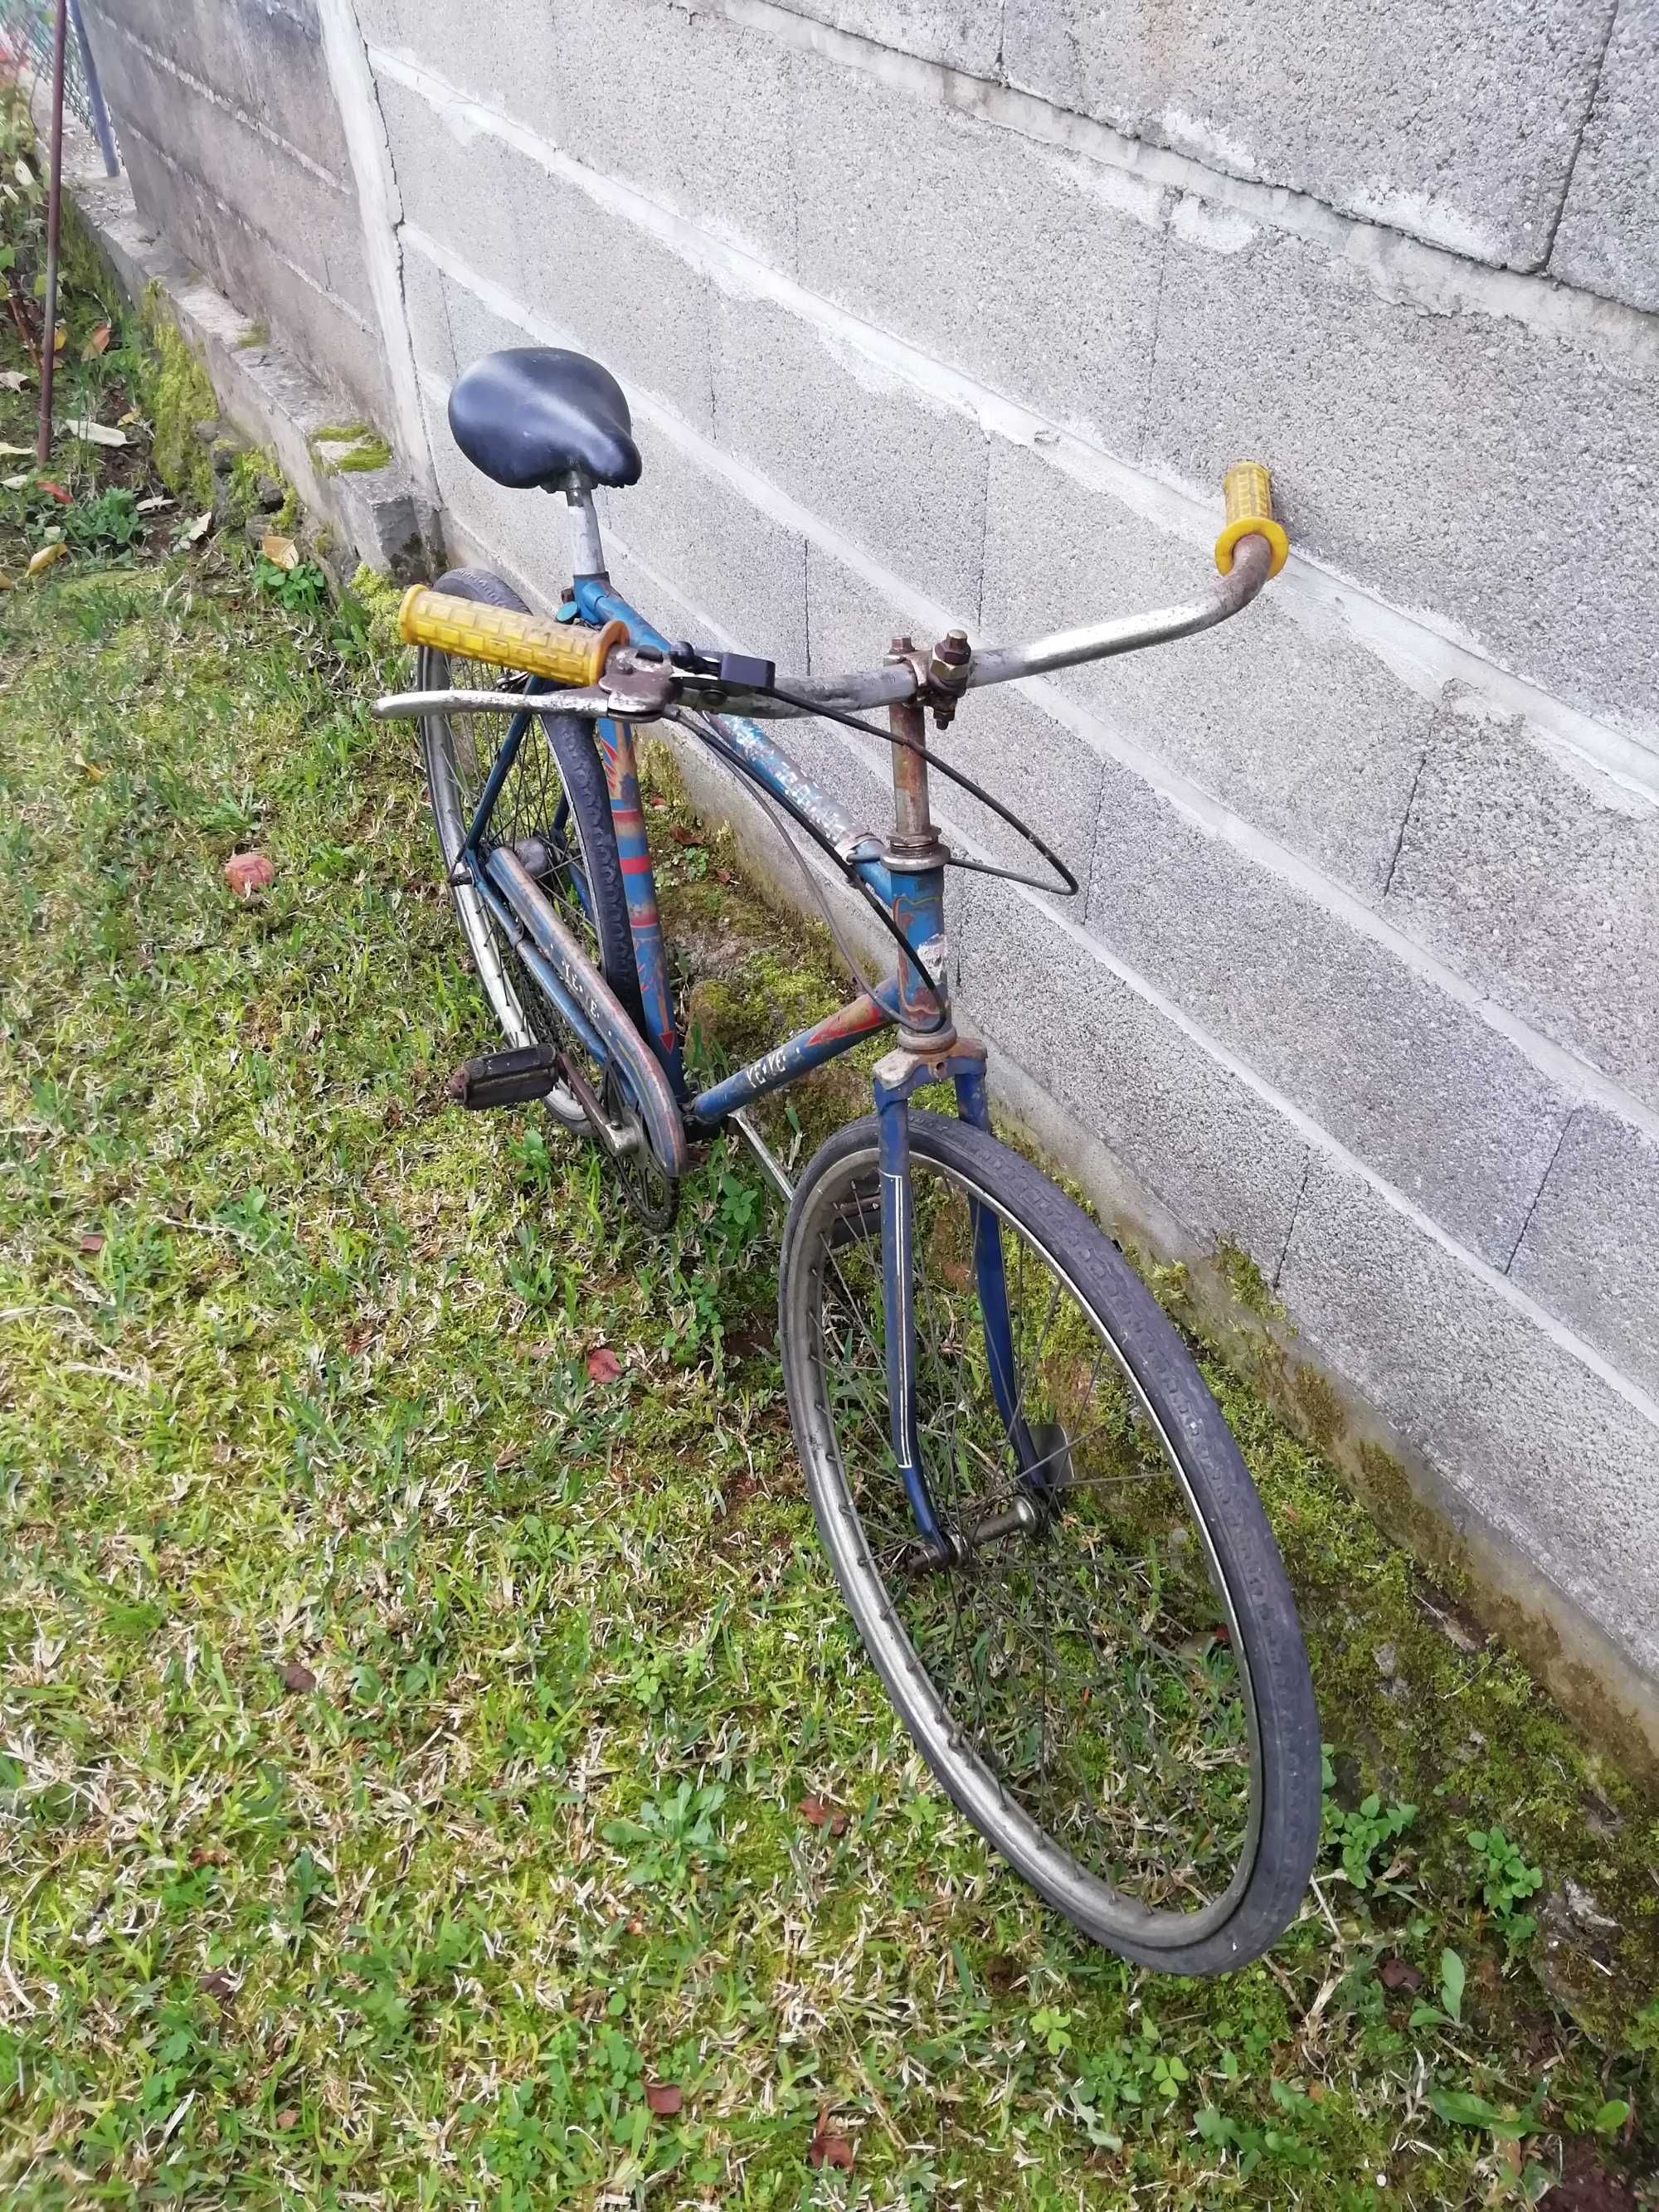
<box><xmin>1</xmin><ymin>230</ymin><xmax>1657</xmax><ymax>2210</ymax></box>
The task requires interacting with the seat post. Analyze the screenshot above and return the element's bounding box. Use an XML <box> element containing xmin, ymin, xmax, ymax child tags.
<box><xmin>562</xmin><ymin>469</ymin><xmax>606</xmax><ymax>580</ymax></box>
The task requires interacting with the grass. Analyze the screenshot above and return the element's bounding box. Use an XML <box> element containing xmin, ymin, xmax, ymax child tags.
<box><xmin>2</xmin><ymin>134</ymin><xmax>1657</xmax><ymax>2212</ymax></box>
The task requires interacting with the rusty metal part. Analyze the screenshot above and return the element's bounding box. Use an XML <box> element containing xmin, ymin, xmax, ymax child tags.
<box><xmin>885</xmin><ymin>637</ymin><xmax>941</xmax><ymax>858</ymax></box>
<box><xmin>927</xmin><ymin>628</ymin><xmax>972</xmax><ymax>728</ymax></box>
<box><xmin>36</xmin><ymin>0</ymin><xmax>68</xmax><ymax>466</ymax></box>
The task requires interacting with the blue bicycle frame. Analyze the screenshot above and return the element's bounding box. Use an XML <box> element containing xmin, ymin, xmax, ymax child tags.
<box><xmin>443</xmin><ymin>558</ymin><xmax>1030</xmax><ymax>1559</ymax></box>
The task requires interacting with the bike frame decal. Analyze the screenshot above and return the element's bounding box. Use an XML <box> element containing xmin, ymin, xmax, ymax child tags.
<box><xmin>687</xmin><ymin>980</ymin><xmax>901</xmax><ymax>1130</ymax></box>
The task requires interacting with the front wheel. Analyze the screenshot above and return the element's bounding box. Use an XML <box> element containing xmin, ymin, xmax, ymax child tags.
<box><xmin>778</xmin><ymin>1109</ymin><xmax>1320</xmax><ymax>1973</ymax></box>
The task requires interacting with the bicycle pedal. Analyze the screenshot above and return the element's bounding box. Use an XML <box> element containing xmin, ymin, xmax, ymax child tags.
<box><xmin>448</xmin><ymin>1042</ymin><xmax>559</xmax><ymax>1109</ymax></box>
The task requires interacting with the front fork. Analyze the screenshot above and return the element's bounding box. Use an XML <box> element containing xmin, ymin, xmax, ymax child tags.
<box><xmin>874</xmin><ymin>1042</ymin><xmax>1047</xmax><ymax>1558</ymax></box>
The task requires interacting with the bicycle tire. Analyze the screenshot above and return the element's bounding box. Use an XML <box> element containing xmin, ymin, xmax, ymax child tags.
<box><xmin>417</xmin><ymin>570</ymin><xmax>676</xmax><ymax>1226</ymax></box>
<box><xmin>779</xmin><ymin>1108</ymin><xmax>1320</xmax><ymax>1973</ymax></box>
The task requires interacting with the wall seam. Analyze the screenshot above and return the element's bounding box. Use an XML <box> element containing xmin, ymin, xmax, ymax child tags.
<box><xmin>1272</xmin><ymin>1153</ymin><xmax>1312</xmax><ymax>1289</ymax></box>
<box><xmin>1504</xmin><ymin>1111</ymin><xmax>1576</xmax><ymax>1276</ymax></box>
<box><xmin>1539</xmin><ymin>0</ymin><xmax>1623</xmax><ymax>270</ymax></box>
<box><xmin>1379</xmin><ymin>736</ymin><xmax>1433</xmax><ymax>902</ymax></box>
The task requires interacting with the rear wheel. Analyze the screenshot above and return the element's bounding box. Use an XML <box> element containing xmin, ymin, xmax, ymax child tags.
<box><xmin>417</xmin><ymin>567</ymin><xmax>676</xmax><ymax>1227</ymax></box>
<box><xmin>779</xmin><ymin>1109</ymin><xmax>1320</xmax><ymax>1972</ymax></box>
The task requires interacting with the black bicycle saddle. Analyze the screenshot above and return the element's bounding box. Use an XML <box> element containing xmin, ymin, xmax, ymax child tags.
<box><xmin>447</xmin><ymin>348</ymin><xmax>642</xmax><ymax>492</ymax></box>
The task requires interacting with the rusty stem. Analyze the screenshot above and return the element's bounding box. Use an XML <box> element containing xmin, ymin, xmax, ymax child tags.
<box><xmin>36</xmin><ymin>0</ymin><xmax>70</xmax><ymax>468</ymax></box>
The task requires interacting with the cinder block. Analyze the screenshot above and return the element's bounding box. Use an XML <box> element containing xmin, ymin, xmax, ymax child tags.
<box><xmin>980</xmin><ymin>440</ymin><xmax>1437</xmax><ymax>899</ymax></box>
<box><xmin>772</xmin><ymin>0</ymin><xmax>1001</xmax><ymax>71</ymax></box>
<box><xmin>955</xmin><ymin>875</ymin><xmax>1311</xmax><ymax>1268</ymax></box>
<box><xmin>380</xmin><ymin>75</ymin><xmax>718</xmax><ymax>437</ymax></box>
<box><xmin>356</xmin><ymin>0</ymin><xmax>560</xmax><ymax>130</ymax></box>
<box><xmin>1384</xmin><ymin>691</ymin><xmax>1659</xmax><ymax>1116</ymax></box>
<box><xmin>552</xmin><ymin>0</ymin><xmax>800</xmax><ymax>274</ymax></box>
<box><xmin>1550</xmin><ymin>0</ymin><xmax>1659</xmax><ymax>310</ymax></box>
<box><xmin>1084</xmin><ymin>753</ymin><xmax>1573</xmax><ymax>1265</ymax></box>
<box><xmin>600</xmin><ymin>417</ymin><xmax>811</xmax><ymax>673</ymax></box>
<box><xmin>712</xmin><ymin>293</ymin><xmax>989</xmax><ymax>617</ymax></box>
<box><xmin>83</xmin><ymin>0</ymin><xmax>349</xmax><ymax>180</ymax></box>
<box><xmin>1002</xmin><ymin>0</ymin><xmax>1615</xmax><ymax>271</ymax></box>
<box><xmin>791</xmin><ymin>50</ymin><xmax>1167</xmax><ymax>455</ymax></box>
<box><xmin>1279</xmin><ymin>1156</ymin><xmax>1659</xmax><ymax>1675</ymax></box>
<box><xmin>119</xmin><ymin>134</ymin><xmax>389</xmax><ymax>425</ymax></box>
<box><xmin>95</xmin><ymin>28</ymin><xmax>370</xmax><ymax>321</ymax></box>
<box><xmin>1143</xmin><ymin>204</ymin><xmax>1659</xmax><ymax>730</ymax></box>
<box><xmin>1511</xmin><ymin>1106</ymin><xmax>1659</xmax><ymax>1402</ymax></box>
<box><xmin>805</xmin><ymin>543</ymin><xmax>1104</xmax><ymax>893</ymax></box>
<box><xmin>401</xmin><ymin>246</ymin><xmax>456</xmax><ymax>387</ymax></box>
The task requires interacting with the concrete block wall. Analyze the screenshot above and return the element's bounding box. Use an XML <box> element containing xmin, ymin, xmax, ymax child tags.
<box><xmin>81</xmin><ymin>0</ymin><xmax>1659</xmax><ymax>1756</ymax></box>
<box><xmin>78</xmin><ymin>0</ymin><xmax>395</xmax><ymax>433</ymax></box>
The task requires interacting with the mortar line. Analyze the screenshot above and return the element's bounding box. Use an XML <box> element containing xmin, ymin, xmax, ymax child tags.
<box><xmin>1273</xmin><ymin>1153</ymin><xmax>1312</xmax><ymax>1290</ymax></box>
<box><xmin>408</xmin><ymin>307</ymin><xmax>1659</xmax><ymax>1151</ymax></box>
<box><xmin>1503</xmin><ymin>1111</ymin><xmax>1577</xmax><ymax>1276</ymax></box>
<box><xmin>1379</xmin><ymin>738</ymin><xmax>1433</xmax><ymax>903</ymax></box>
<box><xmin>1538</xmin><ymin>0</ymin><xmax>1623</xmax><ymax>270</ymax></box>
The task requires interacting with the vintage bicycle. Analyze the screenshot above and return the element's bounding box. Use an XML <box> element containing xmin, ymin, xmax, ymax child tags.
<box><xmin>374</xmin><ymin>344</ymin><xmax>1319</xmax><ymax>1973</ymax></box>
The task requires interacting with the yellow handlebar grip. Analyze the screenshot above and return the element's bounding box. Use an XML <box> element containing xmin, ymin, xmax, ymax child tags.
<box><xmin>398</xmin><ymin>586</ymin><xmax>627</xmax><ymax>688</ymax></box>
<box><xmin>1214</xmin><ymin>460</ymin><xmax>1290</xmax><ymax>579</ymax></box>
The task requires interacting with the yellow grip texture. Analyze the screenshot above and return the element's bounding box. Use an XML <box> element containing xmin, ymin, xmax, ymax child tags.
<box><xmin>399</xmin><ymin>586</ymin><xmax>626</xmax><ymax>687</ymax></box>
<box><xmin>1214</xmin><ymin>460</ymin><xmax>1290</xmax><ymax>578</ymax></box>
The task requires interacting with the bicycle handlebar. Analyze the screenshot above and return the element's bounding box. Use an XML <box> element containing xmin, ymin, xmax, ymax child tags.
<box><xmin>383</xmin><ymin>462</ymin><xmax>1288</xmax><ymax>725</ymax></box>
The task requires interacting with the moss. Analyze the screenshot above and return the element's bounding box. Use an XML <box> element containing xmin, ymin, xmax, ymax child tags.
<box><xmin>347</xmin><ymin>562</ymin><xmax>410</xmax><ymax>656</ymax></box>
<box><xmin>309</xmin><ymin>421</ymin><xmax>392</xmax><ymax>475</ymax></box>
<box><xmin>1215</xmin><ymin>1237</ymin><xmax>1284</xmax><ymax>1322</ymax></box>
<box><xmin>236</xmin><ymin>320</ymin><xmax>270</xmax><ymax>349</ymax></box>
<box><xmin>133</xmin><ymin>287</ymin><xmax>216</xmax><ymax>510</ymax></box>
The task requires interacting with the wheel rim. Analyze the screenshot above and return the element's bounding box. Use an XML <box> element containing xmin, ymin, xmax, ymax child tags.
<box><xmin>790</xmin><ymin>1143</ymin><xmax>1265</xmax><ymax>1947</ymax></box>
<box><xmin>422</xmin><ymin>649</ymin><xmax>604</xmax><ymax>1130</ymax></box>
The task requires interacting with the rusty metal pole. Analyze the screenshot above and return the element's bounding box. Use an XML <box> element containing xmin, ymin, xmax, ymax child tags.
<box><xmin>36</xmin><ymin>0</ymin><xmax>71</xmax><ymax>467</ymax></box>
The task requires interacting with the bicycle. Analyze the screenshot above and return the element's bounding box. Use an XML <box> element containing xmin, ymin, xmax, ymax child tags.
<box><xmin>374</xmin><ymin>343</ymin><xmax>1318</xmax><ymax>1974</ymax></box>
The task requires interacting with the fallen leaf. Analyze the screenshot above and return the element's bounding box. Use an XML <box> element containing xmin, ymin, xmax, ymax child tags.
<box><xmin>182</xmin><ymin>511</ymin><xmax>212</xmax><ymax>543</ymax></box>
<box><xmin>82</xmin><ymin>322</ymin><xmax>111</xmax><ymax>358</ymax></box>
<box><xmin>667</xmin><ymin>824</ymin><xmax>703</xmax><ymax>848</ymax></box>
<box><xmin>714</xmin><ymin>868</ymin><xmax>735</xmax><ymax>884</ymax></box>
<box><xmin>197</xmin><ymin>1970</ymin><xmax>236</xmax><ymax>2003</ymax></box>
<box><xmin>275</xmin><ymin>2107</ymin><xmax>299</xmax><ymax>2130</ymax></box>
<box><xmin>0</xmin><ymin>440</ymin><xmax>31</xmax><ymax>455</ymax></box>
<box><xmin>224</xmin><ymin>852</ymin><xmax>276</xmax><ymax>898</ymax></box>
<box><xmin>798</xmin><ymin>1793</ymin><xmax>849</xmax><ymax>1837</ymax></box>
<box><xmin>1377</xmin><ymin>1956</ymin><xmax>1423</xmax><ymax>1992</ymax></box>
<box><xmin>37</xmin><ymin>480</ymin><xmax>71</xmax><ymax>504</ymax></box>
<box><xmin>0</xmin><ymin>368</ymin><xmax>28</xmax><ymax>391</ymax></box>
<box><xmin>78</xmin><ymin>1231</ymin><xmax>105</xmax><ymax>1254</ymax></box>
<box><xmin>117</xmin><ymin>408</ymin><xmax>141</xmax><ymax>426</ymax></box>
<box><xmin>26</xmin><ymin>542</ymin><xmax>66</xmax><ymax>576</ymax></box>
<box><xmin>280</xmin><ymin>1661</ymin><xmax>316</xmax><ymax>1694</ymax></box>
<box><xmin>645</xmin><ymin>2082</ymin><xmax>683</xmax><ymax>2117</ymax></box>
<box><xmin>2</xmin><ymin>472</ymin><xmax>29</xmax><ymax>489</ymax></box>
<box><xmin>260</xmin><ymin>532</ymin><xmax>299</xmax><ymax>570</ymax></box>
<box><xmin>135</xmin><ymin>493</ymin><xmax>173</xmax><ymax>513</ymax></box>
<box><xmin>586</xmin><ymin>1344</ymin><xmax>624</xmax><ymax>1384</ymax></box>
<box><xmin>66</xmin><ymin>417</ymin><xmax>129</xmax><ymax>448</ymax></box>
<box><xmin>52</xmin><ymin>324</ymin><xmax>66</xmax><ymax>354</ymax></box>
<box><xmin>0</xmin><ymin>574</ymin><xmax>12</xmax><ymax>591</ymax></box>
<box><xmin>808</xmin><ymin>2108</ymin><xmax>854</xmax><ymax>2172</ymax></box>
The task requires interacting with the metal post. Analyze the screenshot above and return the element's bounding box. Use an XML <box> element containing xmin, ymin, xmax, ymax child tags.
<box><xmin>36</xmin><ymin>0</ymin><xmax>70</xmax><ymax>467</ymax></box>
<box><xmin>69</xmin><ymin>0</ymin><xmax>119</xmax><ymax>177</ymax></box>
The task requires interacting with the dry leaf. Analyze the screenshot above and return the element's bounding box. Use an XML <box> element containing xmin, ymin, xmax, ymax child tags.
<box><xmin>0</xmin><ymin>574</ymin><xmax>12</xmax><ymax>591</ymax></box>
<box><xmin>0</xmin><ymin>369</ymin><xmax>28</xmax><ymax>391</ymax></box>
<box><xmin>645</xmin><ymin>2082</ymin><xmax>683</xmax><ymax>2117</ymax></box>
<box><xmin>37</xmin><ymin>480</ymin><xmax>71</xmax><ymax>504</ymax></box>
<box><xmin>197</xmin><ymin>1969</ymin><xmax>236</xmax><ymax>2003</ymax></box>
<box><xmin>275</xmin><ymin>2107</ymin><xmax>299</xmax><ymax>2130</ymax></box>
<box><xmin>2</xmin><ymin>473</ymin><xmax>29</xmax><ymax>489</ymax></box>
<box><xmin>66</xmin><ymin>418</ymin><xmax>129</xmax><ymax>448</ymax></box>
<box><xmin>586</xmin><ymin>1344</ymin><xmax>624</xmax><ymax>1384</ymax></box>
<box><xmin>78</xmin><ymin>1231</ymin><xmax>105</xmax><ymax>1254</ymax></box>
<box><xmin>798</xmin><ymin>1793</ymin><xmax>849</xmax><ymax>1837</ymax></box>
<box><xmin>82</xmin><ymin>322</ymin><xmax>111</xmax><ymax>358</ymax></box>
<box><xmin>0</xmin><ymin>441</ymin><xmax>31</xmax><ymax>456</ymax></box>
<box><xmin>26</xmin><ymin>542</ymin><xmax>66</xmax><ymax>576</ymax></box>
<box><xmin>280</xmin><ymin>1661</ymin><xmax>317</xmax><ymax>1694</ymax></box>
<box><xmin>225</xmin><ymin>852</ymin><xmax>276</xmax><ymax>898</ymax></box>
<box><xmin>136</xmin><ymin>494</ymin><xmax>173</xmax><ymax>513</ymax></box>
<box><xmin>1377</xmin><ymin>1956</ymin><xmax>1423</xmax><ymax>1992</ymax></box>
<box><xmin>117</xmin><ymin>408</ymin><xmax>141</xmax><ymax>426</ymax></box>
<box><xmin>808</xmin><ymin>2108</ymin><xmax>855</xmax><ymax>2172</ymax></box>
<box><xmin>260</xmin><ymin>532</ymin><xmax>299</xmax><ymax>571</ymax></box>
<box><xmin>51</xmin><ymin>324</ymin><xmax>66</xmax><ymax>355</ymax></box>
<box><xmin>183</xmin><ymin>511</ymin><xmax>212</xmax><ymax>543</ymax></box>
